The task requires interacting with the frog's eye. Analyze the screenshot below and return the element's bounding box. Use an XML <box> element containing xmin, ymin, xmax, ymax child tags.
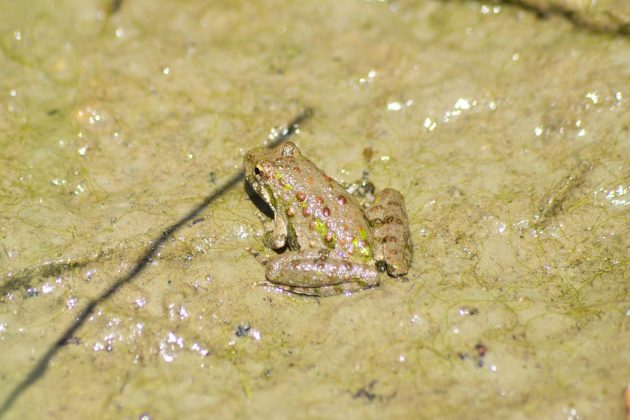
<box><xmin>254</xmin><ymin>162</ymin><xmax>272</xmax><ymax>179</ymax></box>
<box><xmin>254</xmin><ymin>163</ymin><xmax>269</xmax><ymax>179</ymax></box>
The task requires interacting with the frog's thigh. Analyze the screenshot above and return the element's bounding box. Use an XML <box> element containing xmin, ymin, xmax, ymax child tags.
<box><xmin>266</xmin><ymin>249</ymin><xmax>379</xmax><ymax>288</ymax></box>
<box><xmin>365</xmin><ymin>188</ymin><xmax>412</xmax><ymax>276</ymax></box>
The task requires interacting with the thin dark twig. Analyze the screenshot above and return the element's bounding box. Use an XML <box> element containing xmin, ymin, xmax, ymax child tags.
<box><xmin>0</xmin><ymin>108</ymin><xmax>313</xmax><ymax>417</ymax></box>
<box><xmin>501</xmin><ymin>0</ymin><xmax>630</xmax><ymax>36</ymax></box>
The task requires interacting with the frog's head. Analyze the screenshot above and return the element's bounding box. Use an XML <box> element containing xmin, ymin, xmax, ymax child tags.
<box><xmin>243</xmin><ymin>142</ymin><xmax>300</xmax><ymax>209</ymax></box>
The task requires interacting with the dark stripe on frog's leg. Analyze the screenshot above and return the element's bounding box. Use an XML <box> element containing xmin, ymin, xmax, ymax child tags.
<box><xmin>265</xmin><ymin>249</ymin><xmax>379</xmax><ymax>289</ymax></box>
<box><xmin>365</xmin><ymin>188</ymin><xmax>412</xmax><ymax>277</ymax></box>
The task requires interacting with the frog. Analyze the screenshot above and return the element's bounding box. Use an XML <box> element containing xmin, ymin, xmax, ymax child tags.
<box><xmin>244</xmin><ymin>141</ymin><xmax>412</xmax><ymax>296</ymax></box>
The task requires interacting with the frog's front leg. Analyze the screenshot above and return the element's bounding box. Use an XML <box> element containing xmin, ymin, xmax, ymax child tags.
<box><xmin>259</xmin><ymin>211</ymin><xmax>288</xmax><ymax>249</ymax></box>
<box><xmin>266</xmin><ymin>249</ymin><xmax>379</xmax><ymax>296</ymax></box>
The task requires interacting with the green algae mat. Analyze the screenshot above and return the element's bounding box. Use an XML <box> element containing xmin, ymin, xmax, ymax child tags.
<box><xmin>1</xmin><ymin>0</ymin><xmax>629</xmax><ymax>418</ymax></box>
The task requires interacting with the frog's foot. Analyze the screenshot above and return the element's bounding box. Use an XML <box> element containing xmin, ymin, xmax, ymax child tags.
<box><xmin>365</xmin><ymin>188</ymin><xmax>413</xmax><ymax>276</ymax></box>
<box><xmin>247</xmin><ymin>247</ymin><xmax>269</xmax><ymax>265</ymax></box>
<box><xmin>279</xmin><ymin>282</ymin><xmax>378</xmax><ymax>297</ymax></box>
<box><xmin>265</xmin><ymin>249</ymin><xmax>379</xmax><ymax>296</ymax></box>
<box><xmin>250</xmin><ymin>279</ymin><xmax>362</xmax><ymax>297</ymax></box>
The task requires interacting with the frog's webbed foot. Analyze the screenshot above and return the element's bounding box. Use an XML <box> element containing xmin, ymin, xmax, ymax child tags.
<box><xmin>265</xmin><ymin>249</ymin><xmax>380</xmax><ymax>296</ymax></box>
<box><xmin>247</xmin><ymin>246</ymin><xmax>270</xmax><ymax>265</ymax></box>
<box><xmin>280</xmin><ymin>282</ymin><xmax>378</xmax><ymax>297</ymax></box>
<box><xmin>247</xmin><ymin>247</ymin><xmax>279</xmax><ymax>291</ymax></box>
<box><xmin>250</xmin><ymin>278</ymin><xmax>351</xmax><ymax>297</ymax></box>
<box><xmin>365</xmin><ymin>188</ymin><xmax>412</xmax><ymax>277</ymax></box>
<box><xmin>251</xmin><ymin>278</ymin><xmax>274</xmax><ymax>289</ymax></box>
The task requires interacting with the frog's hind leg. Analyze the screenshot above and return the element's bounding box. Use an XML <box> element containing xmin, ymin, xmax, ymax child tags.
<box><xmin>265</xmin><ymin>249</ymin><xmax>379</xmax><ymax>296</ymax></box>
<box><xmin>364</xmin><ymin>188</ymin><xmax>412</xmax><ymax>276</ymax></box>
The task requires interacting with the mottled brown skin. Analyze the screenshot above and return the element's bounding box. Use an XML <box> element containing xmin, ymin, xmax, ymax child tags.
<box><xmin>244</xmin><ymin>142</ymin><xmax>412</xmax><ymax>296</ymax></box>
<box><xmin>365</xmin><ymin>188</ymin><xmax>413</xmax><ymax>276</ymax></box>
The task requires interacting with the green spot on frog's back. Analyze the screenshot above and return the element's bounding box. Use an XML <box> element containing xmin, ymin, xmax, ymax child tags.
<box><xmin>314</xmin><ymin>218</ymin><xmax>327</xmax><ymax>237</ymax></box>
<box><xmin>352</xmin><ymin>236</ymin><xmax>371</xmax><ymax>258</ymax></box>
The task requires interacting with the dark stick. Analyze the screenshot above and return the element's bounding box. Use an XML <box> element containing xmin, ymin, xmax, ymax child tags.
<box><xmin>0</xmin><ymin>108</ymin><xmax>313</xmax><ymax>417</ymax></box>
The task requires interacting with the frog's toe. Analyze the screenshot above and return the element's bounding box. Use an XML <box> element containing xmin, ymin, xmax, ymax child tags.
<box><xmin>275</xmin><ymin>280</ymin><xmax>381</xmax><ymax>297</ymax></box>
<box><xmin>251</xmin><ymin>278</ymin><xmax>274</xmax><ymax>289</ymax></box>
<box><xmin>247</xmin><ymin>247</ymin><xmax>270</xmax><ymax>265</ymax></box>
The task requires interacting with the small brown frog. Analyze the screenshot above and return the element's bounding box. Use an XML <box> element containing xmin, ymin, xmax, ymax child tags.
<box><xmin>244</xmin><ymin>142</ymin><xmax>412</xmax><ymax>296</ymax></box>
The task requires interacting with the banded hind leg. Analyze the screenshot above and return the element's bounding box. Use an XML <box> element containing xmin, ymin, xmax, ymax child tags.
<box><xmin>364</xmin><ymin>188</ymin><xmax>412</xmax><ymax>276</ymax></box>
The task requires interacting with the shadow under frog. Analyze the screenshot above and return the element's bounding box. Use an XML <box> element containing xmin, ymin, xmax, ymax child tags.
<box><xmin>244</xmin><ymin>142</ymin><xmax>412</xmax><ymax>296</ymax></box>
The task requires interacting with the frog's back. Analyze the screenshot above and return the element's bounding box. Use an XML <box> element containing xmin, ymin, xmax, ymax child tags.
<box><xmin>269</xmin><ymin>144</ymin><xmax>374</xmax><ymax>260</ymax></box>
